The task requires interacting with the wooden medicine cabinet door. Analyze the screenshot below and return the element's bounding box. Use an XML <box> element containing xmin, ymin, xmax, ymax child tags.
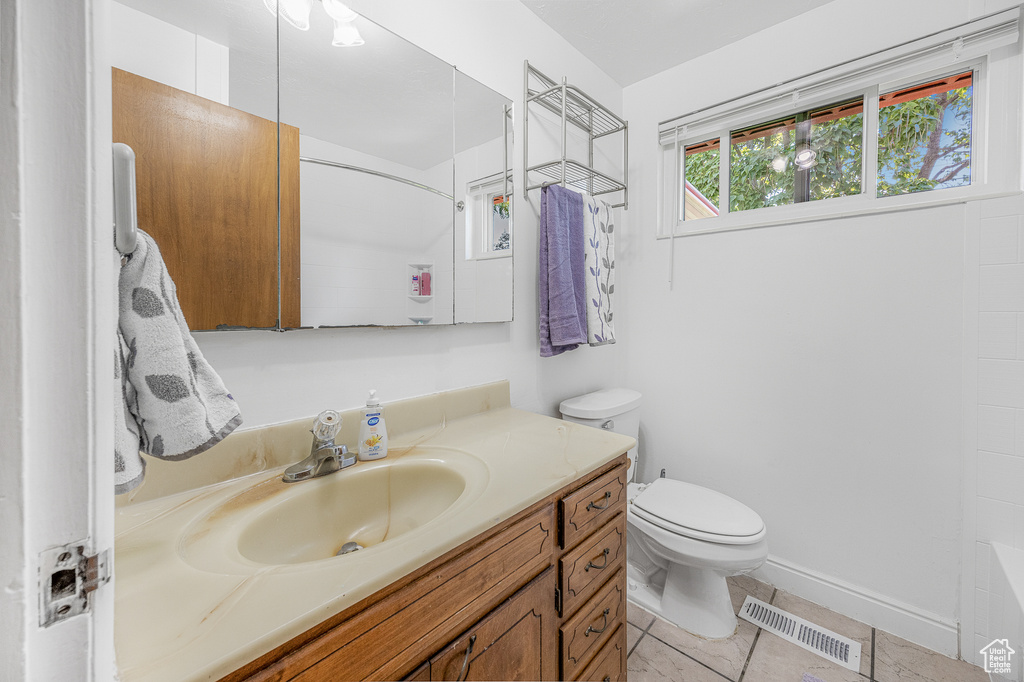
<box><xmin>112</xmin><ymin>68</ymin><xmax>300</xmax><ymax>330</ymax></box>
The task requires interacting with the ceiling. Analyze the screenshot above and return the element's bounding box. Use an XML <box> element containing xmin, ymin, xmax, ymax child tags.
<box><xmin>519</xmin><ymin>0</ymin><xmax>834</xmax><ymax>86</ymax></box>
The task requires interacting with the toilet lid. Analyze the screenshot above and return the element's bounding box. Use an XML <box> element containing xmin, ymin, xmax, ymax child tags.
<box><xmin>632</xmin><ymin>478</ymin><xmax>764</xmax><ymax>539</ymax></box>
<box><xmin>559</xmin><ymin>388</ymin><xmax>642</xmax><ymax>419</ymax></box>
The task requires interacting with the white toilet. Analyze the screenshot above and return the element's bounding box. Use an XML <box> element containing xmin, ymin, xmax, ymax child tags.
<box><xmin>559</xmin><ymin>388</ymin><xmax>768</xmax><ymax>639</ymax></box>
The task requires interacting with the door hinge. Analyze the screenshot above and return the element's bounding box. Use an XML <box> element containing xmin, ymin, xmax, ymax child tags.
<box><xmin>39</xmin><ymin>542</ymin><xmax>111</xmax><ymax>627</ymax></box>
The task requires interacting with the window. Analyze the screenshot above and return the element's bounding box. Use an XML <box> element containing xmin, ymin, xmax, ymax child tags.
<box><xmin>657</xmin><ymin>7</ymin><xmax>1018</xmax><ymax>235</ymax></box>
<box><xmin>877</xmin><ymin>72</ymin><xmax>973</xmax><ymax>197</ymax></box>
<box><xmin>671</xmin><ymin>75</ymin><xmax>974</xmax><ymax>228</ymax></box>
<box><xmin>726</xmin><ymin>98</ymin><xmax>864</xmax><ymax>213</ymax></box>
<box><xmin>683</xmin><ymin>139</ymin><xmax>720</xmax><ymax>221</ymax></box>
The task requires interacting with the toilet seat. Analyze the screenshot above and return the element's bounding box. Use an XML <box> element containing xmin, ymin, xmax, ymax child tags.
<box><xmin>630</xmin><ymin>479</ymin><xmax>766</xmax><ymax>545</ymax></box>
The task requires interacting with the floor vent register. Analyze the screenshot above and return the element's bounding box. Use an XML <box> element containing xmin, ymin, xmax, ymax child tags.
<box><xmin>738</xmin><ymin>595</ymin><xmax>862</xmax><ymax>672</ymax></box>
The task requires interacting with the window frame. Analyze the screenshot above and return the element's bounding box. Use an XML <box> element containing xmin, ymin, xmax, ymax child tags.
<box><xmin>657</xmin><ymin>8</ymin><xmax>1020</xmax><ymax>238</ymax></box>
<box><xmin>464</xmin><ymin>172</ymin><xmax>512</xmax><ymax>261</ymax></box>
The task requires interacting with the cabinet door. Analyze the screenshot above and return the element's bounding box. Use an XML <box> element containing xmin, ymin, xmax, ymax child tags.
<box><xmin>112</xmin><ymin>67</ymin><xmax>301</xmax><ymax>330</ymax></box>
<box><xmin>429</xmin><ymin>568</ymin><xmax>558</xmax><ymax>681</ymax></box>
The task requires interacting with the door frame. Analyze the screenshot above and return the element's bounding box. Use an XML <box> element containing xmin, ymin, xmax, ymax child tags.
<box><xmin>0</xmin><ymin>0</ymin><xmax>116</xmax><ymax>678</ymax></box>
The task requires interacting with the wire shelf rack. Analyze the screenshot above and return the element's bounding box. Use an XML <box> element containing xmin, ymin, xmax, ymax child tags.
<box><xmin>523</xmin><ymin>61</ymin><xmax>628</xmax><ymax>208</ymax></box>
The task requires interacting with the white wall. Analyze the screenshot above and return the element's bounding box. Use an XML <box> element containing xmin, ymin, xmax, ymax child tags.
<box><xmin>621</xmin><ymin>0</ymin><xmax>1022</xmax><ymax>657</ymax></box>
<box><xmin>195</xmin><ymin>0</ymin><xmax>625</xmax><ymax>427</ymax></box>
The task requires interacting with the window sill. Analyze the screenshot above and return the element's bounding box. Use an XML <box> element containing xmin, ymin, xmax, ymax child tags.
<box><xmin>658</xmin><ymin>184</ymin><xmax>1022</xmax><ymax>238</ymax></box>
<box><xmin>472</xmin><ymin>250</ymin><xmax>512</xmax><ymax>261</ymax></box>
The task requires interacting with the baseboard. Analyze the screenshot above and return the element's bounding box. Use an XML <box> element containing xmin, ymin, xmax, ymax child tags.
<box><xmin>752</xmin><ymin>555</ymin><xmax>959</xmax><ymax>658</ymax></box>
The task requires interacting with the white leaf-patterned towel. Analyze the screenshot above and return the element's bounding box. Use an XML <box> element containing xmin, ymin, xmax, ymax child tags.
<box><xmin>114</xmin><ymin>231</ymin><xmax>242</xmax><ymax>494</ymax></box>
<box><xmin>583</xmin><ymin>193</ymin><xmax>616</xmax><ymax>346</ymax></box>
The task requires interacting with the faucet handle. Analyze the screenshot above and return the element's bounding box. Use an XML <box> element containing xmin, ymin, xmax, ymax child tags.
<box><xmin>312</xmin><ymin>410</ymin><xmax>342</xmax><ymax>441</ymax></box>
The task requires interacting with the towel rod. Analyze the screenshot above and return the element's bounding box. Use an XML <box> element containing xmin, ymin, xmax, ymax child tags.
<box><xmin>112</xmin><ymin>143</ymin><xmax>138</xmax><ymax>256</ymax></box>
<box><xmin>299</xmin><ymin>156</ymin><xmax>462</xmax><ymax>209</ymax></box>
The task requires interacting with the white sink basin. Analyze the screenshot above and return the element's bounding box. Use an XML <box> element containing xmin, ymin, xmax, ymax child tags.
<box><xmin>179</xmin><ymin>449</ymin><xmax>488</xmax><ymax>570</ymax></box>
<box><xmin>239</xmin><ymin>458</ymin><xmax>467</xmax><ymax>564</ymax></box>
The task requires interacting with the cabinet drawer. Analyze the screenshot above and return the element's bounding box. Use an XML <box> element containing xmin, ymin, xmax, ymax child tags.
<box><xmin>560</xmin><ymin>569</ymin><xmax>625</xmax><ymax>680</ymax></box>
<box><xmin>560</xmin><ymin>464</ymin><xmax>626</xmax><ymax>549</ymax></box>
<box><xmin>573</xmin><ymin>625</ymin><xmax>625</xmax><ymax>682</ymax></box>
<box><xmin>559</xmin><ymin>513</ymin><xmax>625</xmax><ymax>617</ymax></box>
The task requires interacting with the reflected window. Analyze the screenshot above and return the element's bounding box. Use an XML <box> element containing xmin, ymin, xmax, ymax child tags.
<box><xmin>490</xmin><ymin>193</ymin><xmax>510</xmax><ymax>251</ymax></box>
<box><xmin>466</xmin><ymin>173</ymin><xmax>512</xmax><ymax>260</ymax></box>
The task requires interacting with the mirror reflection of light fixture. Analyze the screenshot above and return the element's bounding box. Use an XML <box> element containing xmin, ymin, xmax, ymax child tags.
<box><xmin>263</xmin><ymin>0</ymin><xmax>312</xmax><ymax>30</ymax></box>
<box><xmin>794</xmin><ymin>143</ymin><xmax>817</xmax><ymax>170</ymax></box>
<box><xmin>771</xmin><ymin>155</ymin><xmax>788</xmax><ymax>173</ymax></box>
<box><xmin>331</xmin><ymin>21</ymin><xmax>364</xmax><ymax>47</ymax></box>
<box><xmin>322</xmin><ymin>0</ymin><xmax>363</xmax><ymax>47</ymax></box>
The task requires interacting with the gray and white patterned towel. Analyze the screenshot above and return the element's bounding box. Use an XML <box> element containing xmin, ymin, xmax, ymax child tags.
<box><xmin>582</xmin><ymin>193</ymin><xmax>615</xmax><ymax>346</ymax></box>
<box><xmin>114</xmin><ymin>231</ymin><xmax>242</xmax><ymax>494</ymax></box>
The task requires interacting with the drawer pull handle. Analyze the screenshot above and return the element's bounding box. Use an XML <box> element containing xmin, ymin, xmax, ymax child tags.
<box><xmin>585</xmin><ymin>548</ymin><xmax>610</xmax><ymax>572</ymax></box>
<box><xmin>587</xmin><ymin>492</ymin><xmax>612</xmax><ymax>512</ymax></box>
<box><xmin>584</xmin><ymin>608</ymin><xmax>610</xmax><ymax>637</ymax></box>
<box><xmin>603</xmin><ymin>677</ymin><xmax>611</xmax><ymax>682</ymax></box>
<box><xmin>456</xmin><ymin>635</ymin><xmax>476</xmax><ymax>682</ymax></box>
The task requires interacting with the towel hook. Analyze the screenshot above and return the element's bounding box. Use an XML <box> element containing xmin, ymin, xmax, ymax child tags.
<box><xmin>112</xmin><ymin>143</ymin><xmax>138</xmax><ymax>260</ymax></box>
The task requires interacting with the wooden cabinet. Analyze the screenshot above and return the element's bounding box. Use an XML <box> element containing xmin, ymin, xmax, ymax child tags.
<box><xmin>427</xmin><ymin>569</ymin><xmax>559</xmax><ymax>681</ymax></box>
<box><xmin>556</xmin><ymin>466</ymin><xmax>628</xmax><ymax>681</ymax></box>
<box><xmin>222</xmin><ymin>455</ymin><xmax>628</xmax><ymax>682</ymax></box>
<box><xmin>560</xmin><ymin>570</ymin><xmax>625</xmax><ymax>680</ymax></box>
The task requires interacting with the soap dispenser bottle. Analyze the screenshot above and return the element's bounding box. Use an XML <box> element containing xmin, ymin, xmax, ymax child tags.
<box><xmin>358</xmin><ymin>390</ymin><xmax>388</xmax><ymax>461</ymax></box>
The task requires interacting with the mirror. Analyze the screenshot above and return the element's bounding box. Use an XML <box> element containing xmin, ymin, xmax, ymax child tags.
<box><xmin>111</xmin><ymin>0</ymin><xmax>284</xmax><ymax>330</ymax></box>
<box><xmin>111</xmin><ymin>0</ymin><xmax>513</xmax><ymax>330</ymax></box>
<box><xmin>280</xmin><ymin>8</ymin><xmax>455</xmax><ymax>326</ymax></box>
<box><xmin>454</xmin><ymin>71</ymin><xmax>514</xmax><ymax>323</ymax></box>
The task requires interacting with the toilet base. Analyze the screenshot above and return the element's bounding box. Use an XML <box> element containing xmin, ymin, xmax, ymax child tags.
<box><xmin>627</xmin><ymin>561</ymin><xmax>738</xmax><ymax>639</ymax></box>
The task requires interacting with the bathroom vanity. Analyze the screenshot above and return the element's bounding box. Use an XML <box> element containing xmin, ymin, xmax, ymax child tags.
<box><xmin>225</xmin><ymin>455</ymin><xmax>628</xmax><ymax>681</ymax></box>
<box><xmin>114</xmin><ymin>382</ymin><xmax>633</xmax><ymax>681</ymax></box>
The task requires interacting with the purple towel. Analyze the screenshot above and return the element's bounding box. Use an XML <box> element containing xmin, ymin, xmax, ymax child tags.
<box><xmin>539</xmin><ymin>185</ymin><xmax>587</xmax><ymax>357</ymax></box>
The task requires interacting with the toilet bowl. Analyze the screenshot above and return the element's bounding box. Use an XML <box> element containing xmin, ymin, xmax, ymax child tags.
<box><xmin>559</xmin><ymin>389</ymin><xmax>768</xmax><ymax>639</ymax></box>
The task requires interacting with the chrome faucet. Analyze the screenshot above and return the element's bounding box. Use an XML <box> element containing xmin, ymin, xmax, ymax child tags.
<box><xmin>283</xmin><ymin>410</ymin><xmax>356</xmax><ymax>482</ymax></box>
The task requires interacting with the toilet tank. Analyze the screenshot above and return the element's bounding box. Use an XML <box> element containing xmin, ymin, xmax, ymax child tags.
<box><xmin>559</xmin><ymin>388</ymin><xmax>641</xmax><ymax>482</ymax></box>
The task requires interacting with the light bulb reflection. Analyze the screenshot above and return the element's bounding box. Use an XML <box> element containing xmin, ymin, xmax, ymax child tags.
<box><xmin>332</xmin><ymin>21</ymin><xmax>364</xmax><ymax>47</ymax></box>
<box><xmin>794</xmin><ymin>145</ymin><xmax>817</xmax><ymax>170</ymax></box>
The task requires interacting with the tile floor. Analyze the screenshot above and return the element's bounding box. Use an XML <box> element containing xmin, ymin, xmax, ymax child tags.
<box><xmin>625</xmin><ymin>576</ymin><xmax>991</xmax><ymax>682</ymax></box>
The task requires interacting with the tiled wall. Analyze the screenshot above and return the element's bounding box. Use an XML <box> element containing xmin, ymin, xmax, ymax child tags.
<box><xmin>976</xmin><ymin>195</ymin><xmax>1024</xmax><ymax>667</ymax></box>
